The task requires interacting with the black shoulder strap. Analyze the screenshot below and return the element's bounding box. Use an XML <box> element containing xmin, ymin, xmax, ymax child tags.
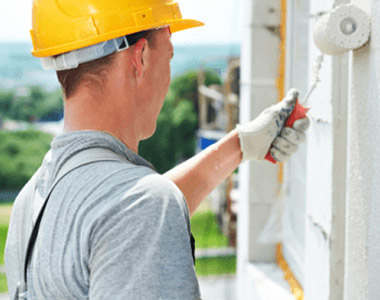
<box><xmin>20</xmin><ymin>148</ymin><xmax>128</xmax><ymax>292</ymax></box>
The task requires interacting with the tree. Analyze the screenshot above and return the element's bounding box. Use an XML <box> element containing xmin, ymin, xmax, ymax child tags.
<box><xmin>0</xmin><ymin>86</ymin><xmax>63</xmax><ymax>122</ymax></box>
<box><xmin>0</xmin><ymin>89</ymin><xmax>14</xmax><ymax>119</ymax></box>
<box><xmin>139</xmin><ymin>70</ymin><xmax>222</xmax><ymax>173</ymax></box>
<box><xmin>139</xmin><ymin>90</ymin><xmax>198</xmax><ymax>173</ymax></box>
<box><xmin>37</xmin><ymin>89</ymin><xmax>64</xmax><ymax>121</ymax></box>
<box><xmin>170</xmin><ymin>69</ymin><xmax>222</xmax><ymax>115</ymax></box>
<box><xmin>172</xmin><ymin>99</ymin><xmax>198</xmax><ymax>158</ymax></box>
<box><xmin>0</xmin><ymin>130</ymin><xmax>52</xmax><ymax>190</ymax></box>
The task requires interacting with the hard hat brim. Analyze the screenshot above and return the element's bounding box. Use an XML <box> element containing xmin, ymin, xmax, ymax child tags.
<box><xmin>31</xmin><ymin>19</ymin><xmax>205</xmax><ymax>58</ymax></box>
<box><xmin>170</xmin><ymin>19</ymin><xmax>205</xmax><ymax>34</ymax></box>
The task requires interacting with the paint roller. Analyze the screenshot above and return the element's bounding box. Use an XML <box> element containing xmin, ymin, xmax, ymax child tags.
<box><xmin>265</xmin><ymin>4</ymin><xmax>370</xmax><ymax>164</ymax></box>
<box><xmin>258</xmin><ymin>4</ymin><xmax>371</xmax><ymax>245</ymax></box>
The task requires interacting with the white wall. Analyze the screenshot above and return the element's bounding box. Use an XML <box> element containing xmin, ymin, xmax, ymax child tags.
<box><xmin>345</xmin><ymin>0</ymin><xmax>380</xmax><ymax>298</ymax></box>
<box><xmin>237</xmin><ymin>0</ymin><xmax>282</xmax><ymax>261</ymax></box>
<box><xmin>237</xmin><ymin>0</ymin><xmax>282</xmax><ymax>298</ymax></box>
<box><xmin>304</xmin><ymin>2</ymin><xmax>334</xmax><ymax>299</ymax></box>
<box><xmin>238</xmin><ymin>0</ymin><xmax>380</xmax><ymax>299</ymax></box>
<box><xmin>282</xmin><ymin>0</ymin><xmax>310</xmax><ymax>285</ymax></box>
<box><xmin>303</xmin><ymin>1</ymin><xmax>350</xmax><ymax>299</ymax></box>
<box><xmin>287</xmin><ymin>0</ymin><xmax>380</xmax><ymax>298</ymax></box>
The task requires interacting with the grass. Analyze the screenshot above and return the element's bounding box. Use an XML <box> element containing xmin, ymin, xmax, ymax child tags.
<box><xmin>0</xmin><ymin>203</ymin><xmax>11</xmax><ymax>266</ymax></box>
<box><xmin>190</xmin><ymin>210</ymin><xmax>229</xmax><ymax>249</ymax></box>
<box><xmin>0</xmin><ymin>225</ymin><xmax>8</xmax><ymax>266</ymax></box>
<box><xmin>0</xmin><ymin>203</ymin><xmax>12</xmax><ymax>225</ymax></box>
<box><xmin>0</xmin><ymin>273</ymin><xmax>7</xmax><ymax>293</ymax></box>
<box><xmin>0</xmin><ymin>203</ymin><xmax>10</xmax><ymax>293</ymax></box>
<box><xmin>191</xmin><ymin>209</ymin><xmax>236</xmax><ymax>276</ymax></box>
<box><xmin>195</xmin><ymin>256</ymin><xmax>237</xmax><ymax>277</ymax></box>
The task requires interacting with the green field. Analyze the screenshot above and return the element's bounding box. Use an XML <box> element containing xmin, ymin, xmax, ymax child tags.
<box><xmin>195</xmin><ymin>256</ymin><xmax>237</xmax><ymax>276</ymax></box>
<box><xmin>191</xmin><ymin>210</ymin><xmax>236</xmax><ymax>276</ymax></box>
<box><xmin>190</xmin><ymin>210</ymin><xmax>229</xmax><ymax>249</ymax></box>
<box><xmin>0</xmin><ymin>203</ymin><xmax>10</xmax><ymax>293</ymax></box>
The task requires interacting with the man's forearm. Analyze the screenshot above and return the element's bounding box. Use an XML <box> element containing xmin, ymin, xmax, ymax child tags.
<box><xmin>164</xmin><ymin>129</ymin><xmax>242</xmax><ymax>216</ymax></box>
<box><xmin>164</xmin><ymin>90</ymin><xmax>310</xmax><ymax>216</ymax></box>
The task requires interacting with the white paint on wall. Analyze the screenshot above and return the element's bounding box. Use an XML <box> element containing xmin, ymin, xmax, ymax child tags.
<box><xmin>305</xmin><ymin>217</ymin><xmax>330</xmax><ymax>299</ymax></box>
<box><xmin>304</xmin><ymin>6</ymin><xmax>334</xmax><ymax>298</ymax></box>
<box><xmin>345</xmin><ymin>1</ymin><xmax>380</xmax><ymax>299</ymax></box>
<box><xmin>281</xmin><ymin>0</ymin><xmax>310</xmax><ymax>285</ymax></box>
<box><xmin>304</xmin><ymin>0</ymin><xmax>350</xmax><ymax>299</ymax></box>
<box><xmin>238</xmin><ymin>0</ymin><xmax>380</xmax><ymax>299</ymax></box>
<box><xmin>237</xmin><ymin>0</ymin><xmax>283</xmax><ymax>297</ymax></box>
<box><xmin>366</xmin><ymin>18</ymin><xmax>380</xmax><ymax>300</ymax></box>
<box><xmin>345</xmin><ymin>43</ymin><xmax>371</xmax><ymax>300</ymax></box>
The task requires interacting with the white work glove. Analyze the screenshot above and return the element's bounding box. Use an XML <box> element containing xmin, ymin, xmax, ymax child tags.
<box><xmin>237</xmin><ymin>89</ymin><xmax>310</xmax><ymax>162</ymax></box>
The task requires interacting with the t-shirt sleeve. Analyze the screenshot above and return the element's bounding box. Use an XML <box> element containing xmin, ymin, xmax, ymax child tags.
<box><xmin>88</xmin><ymin>174</ymin><xmax>200</xmax><ymax>300</ymax></box>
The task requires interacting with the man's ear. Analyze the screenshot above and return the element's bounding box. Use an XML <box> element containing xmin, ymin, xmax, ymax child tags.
<box><xmin>131</xmin><ymin>38</ymin><xmax>149</xmax><ymax>79</ymax></box>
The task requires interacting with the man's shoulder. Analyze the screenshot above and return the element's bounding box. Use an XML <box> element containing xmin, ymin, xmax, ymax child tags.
<box><xmin>119</xmin><ymin>171</ymin><xmax>186</xmax><ymax>212</ymax></box>
<box><xmin>75</xmin><ymin>162</ymin><xmax>187</xmax><ymax>217</ymax></box>
<box><xmin>87</xmin><ymin>161</ymin><xmax>181</xmax><ymax>199</ymax></box>
<box><xmin>132</xmin><ymin>172</ymin><xmax>181</xmax><ymax>196</ymax></box>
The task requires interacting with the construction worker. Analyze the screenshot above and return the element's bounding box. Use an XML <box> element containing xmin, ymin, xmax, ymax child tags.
<box><xmin>5</xmin><ymin>0</ymin><xmax>309</xmax><ymax>299</ymax></box>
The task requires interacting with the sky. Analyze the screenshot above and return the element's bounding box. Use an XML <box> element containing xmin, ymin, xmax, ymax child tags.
<box><xmin>0</xmin><ymin>0</ymin><xmax>243</xmax><ymax>45</ymax></box>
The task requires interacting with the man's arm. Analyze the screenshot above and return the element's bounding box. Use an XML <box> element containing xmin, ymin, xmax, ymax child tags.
<box><xmin>165</xmin><ymin>89</ymin><xmax>310</xmax><ymax>216</ymax></box>
<box><xmin>164</xmin><ymin>129</ymin><xmax>242</xmax><ymax>216</ymax></box>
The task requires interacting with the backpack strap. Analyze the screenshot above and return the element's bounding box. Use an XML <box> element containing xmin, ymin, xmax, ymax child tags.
<box><xmin>15</xmin><ymin>148</ymin><xmax>128</xmax><ymax>299</ymax></box>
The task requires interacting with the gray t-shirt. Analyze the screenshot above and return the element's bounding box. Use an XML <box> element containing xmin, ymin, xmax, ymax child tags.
<box><xmin>5</xmin><ymin>131</ymin><xmax>200</xmax><ymax>299</ymax></box>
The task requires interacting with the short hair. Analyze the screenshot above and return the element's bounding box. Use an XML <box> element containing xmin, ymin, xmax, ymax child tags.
<box><xmin>57</xmin><ymin>30</ymin><xmax>156</xmax><ymax>98</ymax></box>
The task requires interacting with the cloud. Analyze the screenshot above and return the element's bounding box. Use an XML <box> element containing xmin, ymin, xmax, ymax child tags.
<box><xmin>0</xmin><ymin>0</ymin><xmax>32</xmax><ymax>42</ymax></box>
<box><xmin>172</xmin><ymin>0</ymin><xmax>243</xmax><ymax>45</ymax></box>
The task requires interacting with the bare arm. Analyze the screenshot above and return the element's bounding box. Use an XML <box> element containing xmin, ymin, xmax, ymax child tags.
<box><xmin>164</xmin><ymin>129</ymin><xmax>242</xmax><ymax>216</ymax></box>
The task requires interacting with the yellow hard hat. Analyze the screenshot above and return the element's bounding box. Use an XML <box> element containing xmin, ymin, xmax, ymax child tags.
<box><xmin>30</xmin><ymin>0</ymin><xmax>204</xmax><ymax>58</ymax></box>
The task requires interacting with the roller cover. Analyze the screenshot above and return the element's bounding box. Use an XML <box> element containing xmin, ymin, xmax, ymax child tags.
<box><xmin>313</xmin><ymin>4</ymin><xmax>370</xmax><ymax>55</ymax></box>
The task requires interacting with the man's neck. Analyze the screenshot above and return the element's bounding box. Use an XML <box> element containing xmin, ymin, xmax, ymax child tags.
<box><xmin>63</xmin><ymin>88</ymin><xmax>140</xmax><ymax>153</ymax></box>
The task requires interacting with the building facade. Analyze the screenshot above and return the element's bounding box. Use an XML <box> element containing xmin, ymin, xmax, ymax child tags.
<box><xmin>237</xmin><ymin>0</ymin><xmax>380</xmax><ymax>299</ymax></box>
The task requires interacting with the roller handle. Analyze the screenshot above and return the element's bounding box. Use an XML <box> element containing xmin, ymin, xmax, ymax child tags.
<box><xmin>265</xmin><ymin>100</ymin><xmax>309</xmax><ymax>164</ymax></box>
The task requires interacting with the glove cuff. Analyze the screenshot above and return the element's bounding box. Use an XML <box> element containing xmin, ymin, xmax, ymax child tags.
<box><xmin>236</xmin><ymin>124</ymin><xmax>268</xmax><ymax>162</ymax></box>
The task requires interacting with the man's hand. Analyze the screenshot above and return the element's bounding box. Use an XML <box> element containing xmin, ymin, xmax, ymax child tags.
<box><xmin>237</xmin><ymin>89</ymin><xmax>310</xmax><ymax>162</ymax></box>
